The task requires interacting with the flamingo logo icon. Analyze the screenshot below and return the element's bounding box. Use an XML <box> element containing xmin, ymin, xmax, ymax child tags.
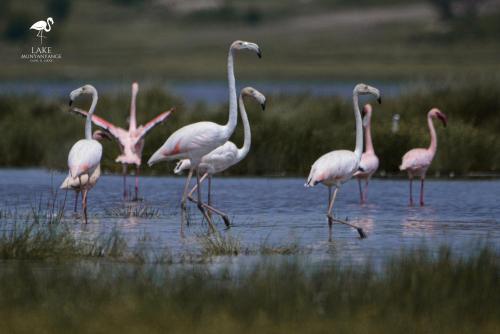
<box><xmin>30</xmin><ymin>17</ymin><xmax>54</xmax><ymax>45</ymax></box>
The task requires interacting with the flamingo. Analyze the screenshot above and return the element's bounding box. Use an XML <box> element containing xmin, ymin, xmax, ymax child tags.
<box><xmin>400</xmin><ymin>108</ymin><xmax>447</xmax><ymax>206</ymax></box>
<box><xmin>30</xmin><ymin>17</ymin><xmax>54</xmax><ymax>44</ymax></box>
<box><xmin>66</xmin><ymin>84</ymin><xmax>103</xmax><ymax>224</ymax></box>
<box><xmin>60</xmin><ymin>131</ymin><xmax>111</xmax><ymax>213</ymax></box>
<box><xmin>70</xmin><ymin>82</ymin><xmax>175</xmax><ymax>200</ymax></box>
<box><xmin>173</xmin><ymin>87</ymin><xmax>266</xmax><ymax>226</ymax></box>
<box><xmin>148</xmin><ymin>40</ymin><xmax>261</xmax><ymax>233</ymax></box>
<box><xmin>305</xmin><ymin>84</ymin><xmax>381</xmax><ymax>238</ymax></box>
<box><xmin>354</xmin><ymin>104</ymin><xmax>379</xmax><ymax>204</ymax></box>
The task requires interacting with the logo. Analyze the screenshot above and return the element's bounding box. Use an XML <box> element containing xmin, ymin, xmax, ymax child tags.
<box><xmin>20</xmin><ymin>16</ymin><xmax>63</xmax><ymax>63</ymax></box>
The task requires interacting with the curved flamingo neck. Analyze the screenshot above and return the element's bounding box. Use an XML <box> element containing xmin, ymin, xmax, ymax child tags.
<box><xmin>224</xmin><ymin>49</ymin><xmax>238</xmax><ymax>138</ymax></box>
<box><xmin>236</xmin><ymin>93</ymin><xmax>251</xmax><ymax>162</ymax></box>
<box><xmin>364</xmin><ymin>114</ymin><xmax>375</xmax><ymax>154</ymax></box>
<box><xmin>86</xmin><ymin>90</ymin><xmax>98</xmax><ymax>140</ymax></box>
<box><xmin>45</xmin><ymin>19</ymin><xmax>52</xmax><ymax>32</ymax></box>
<box><xmin>352</xmin><ymin>92</ymin><xmax>363</xmax><ymax>160</ymax></box>
<box><xmin>427</xmin><ymin>114</ymin><xmax>437</xmax><ymax>154</ymax></box>
<box><xmin>129</xmin><ymin>87</ymin><xmax>138</xmax><ymax>132</ymax></box>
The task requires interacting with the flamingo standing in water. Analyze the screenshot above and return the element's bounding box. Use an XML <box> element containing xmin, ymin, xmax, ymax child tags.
<box><xmin>305</xmin><ymin>84</ymin><xmax>381</xmax><ymax>238</ymax></box>
<box><xmin>71</xmin><ymin>82</ymin><xmax>175</xmax><ymax>200</ymax></box>
<box><xmin>174</xmin><ymin>87</ymin><xmax>266</xmax><ymax>226</ymax></box>
<box><xmin>60</xmin><ymin>130</ymin><xmax>111</xmax><ymax>213</ymax></box>
<box><xmin>400</xmin><ymin>108</ymin><xmax>447</xmax><ymax>206</ymax></box>
<box><xmin>354</xmin><ymin>104</ymin><xmax>379</xmax><ymax>204</ymax></box>
<box><xmin>30</xmin><ymin>17</ymin><xmax>54</xmax><ymax>44</ymax></box>
<box><xmin>148</xmin><ymin>40</ymin><xmax>262</xmax><ymax>233</ymax></box>
<box><xmin>66</xmin><ymin>84</ymin><xmax>103</xmax><ymax>224</ymax></box>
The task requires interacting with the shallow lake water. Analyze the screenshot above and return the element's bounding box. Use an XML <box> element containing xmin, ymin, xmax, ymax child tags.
<box><xmin>0</xmin><ymin>169</ymin><xmax>498</xmax><ymax>265</ymax></box>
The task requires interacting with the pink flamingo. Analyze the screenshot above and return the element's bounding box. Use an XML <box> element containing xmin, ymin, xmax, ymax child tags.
<box><xmin>305</xmin><ymin>84</ymin><xmax>381</xmax><ymax>238</ymax></box>
<box><xmin>400</xmin><ymin>108</ymin><xmax>447</xmax><ymax>206</ymax></box>
<box><xmin>66</xmin><ymin>84</ymin><xmax>103</xmax><ymax>224</ymax></box>
<box><xmin>60</xmin><ymin>130</ymin><xmax>111</xmax><ymax>213</ymax></box>
<box><xmin>71</xmin><ymin>82</ymin><xmax>175</xmax><ymax>200</ymax></box>
<box><xmin>354</xmin><ymin>104</ymin><xmax>379</xmax><ymax>204</ymax></box>
<box><xmin>148</xmin><ymin>40</ymin><xmax>261</xmax><ymax>233</ymax></box>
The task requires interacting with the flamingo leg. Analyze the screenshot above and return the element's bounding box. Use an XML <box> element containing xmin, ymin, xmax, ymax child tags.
<box><xmin>207</xmin><ymin>175</ymin><xmax>212</xmax><ymax>219</ymax></box>
<box><xmin>326</xmin><ymin>187</ymin><xmax>339</xmax><ymax>228</ymax></box>
<box><xmin>409</xmin><ymin>176</ymin><xmax>414</xmax><ymax>206</ymax></box>
<box><xmin>122</xmin><ymin>165</ymin><xmax>128</xmax><ymax>200</ymax></box>
<box><xmin>357</xmin><ymin>179</ymin><xmax>364</xmax><ymax>204</ymax></box>
<box><xmin>420</xmin><ymin>178</ymin><xmax>425</xmax><ymax>206</ymax></box>
<box><xmin>134</xmin><ymin>166</ymin><xmax>140</xmax><ymax>201</ymax></box>
<box><xmin>363</xmin><ymin>179</ymin><xmax>369</xmax><ymax>204</ymax></box>
<box><xmin>181</xmin><ymin>168</ymin><xmax>194</xmax><ymax>229</ymax></box>
<box><xmin>187</xmin><ymin>172</ymin><xmax>208</xmax><ymax>198</ymax></box>
<box><xmin>195</xmin><ymin>169</ymin><xmax>216</xmax><ymax>233</ymax></box>
<box><xmin>82</xmin><ymin>188</ymin><xmax>88</xmax><ymax>224</ymax></box>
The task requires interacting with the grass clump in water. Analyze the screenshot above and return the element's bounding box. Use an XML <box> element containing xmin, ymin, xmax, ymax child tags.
<box><xmin>197</xmin><ymin>232</ymin><xmax>244</xmax><ymax>256</ymax></box>
<box><xmin>0</xmin><ymin>246</ymin><xmax>497</xmax><ymax>333</ymax></box>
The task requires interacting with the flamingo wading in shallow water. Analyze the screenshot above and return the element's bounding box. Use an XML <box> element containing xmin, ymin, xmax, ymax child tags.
<box><xmin>305</xmin><ymin>84</ymin><xmax>381</xmax><ymax>238</ymax></box>
<box><xmin>400</xmin><ymin>108</ymin><xmax>447</xmax><ymax>206</ymax></box>
<box><xmin>354</xmin><ymin>104</ymin><xmax>379</xmax><ymax>204</ymax></box>
<box><xmin>174</xmin><ymin>87</ymin><xmax>266</xmax><ymax>226</ymax></box>
<box><xmin>148</xmin><ymin>40</ymin><xmax>262</xmax><ymax>234</ymax></box>
<box><xmin>30</xmin><ymin>17</ymin><xmax>54</xmax><ymax>44</ymax></box>
<box><xmin>71</xmin><ymin>82</ymin><xmax>175</xmax><ymax>200</ymax></box>
<box><xmin>60</xmin><ymin>131</ymin><xmax>111</xmax><ymax>213</ymax></box>
<box><xmin>66</xmin><ymin>85</ymin><xmax>103</xmax><ymax>224</ymax></box>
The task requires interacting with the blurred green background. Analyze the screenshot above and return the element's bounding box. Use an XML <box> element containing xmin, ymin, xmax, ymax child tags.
<box><xmin>1</xmin><ymin>0</ymin><xmax>500</xmax><ymax>176</ymax></box>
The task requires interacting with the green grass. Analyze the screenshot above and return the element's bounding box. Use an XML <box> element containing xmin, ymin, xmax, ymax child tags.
<box><xmin>0</xmin><ymin>245</ymin><xmax>497</xmax><ymax>333</ymax></box>
<box><xmin>1</xmin><ymin>78</ymin><xmax>500</xmax><ymax>176</ymax></box>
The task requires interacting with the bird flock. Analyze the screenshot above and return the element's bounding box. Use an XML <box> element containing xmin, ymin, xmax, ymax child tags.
<box><xmin>61</xmin><ymin>40</ymin><xmax>447</xmax><ymax>238</ymax></box>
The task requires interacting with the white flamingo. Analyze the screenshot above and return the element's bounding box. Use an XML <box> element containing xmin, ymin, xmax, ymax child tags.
<box><xmin>60</xmin><ymin>130</ymin><xmax>111</xmax><ymax>213</ymax></box>
<box><xmin>148</xmin><ymin>40</ymin><xmax>261</xmax><ymax>233</ymax></box>
<box><xmin>354</xmin><ymin>104</ymin><xmax>379</xmax><ymax>204</ymax></box>
<box><xmin>30</xmin><ymin>17</ymin><xmax>54</xmax><ymax>44</ymax></box>
<box><xmin>400</xmin><ymin>108</ymin><xmax>447</xmax><ymax>206</ymax></box>
<box><xmin>174</xmin><ymin>87</ymin><xmax>266</xmax><ymax>226</ymax></box>
<box><xmin>66</xmin><ymin>84</ymin><xmax>103</xmax><ymax>224</ymax></box>
<box><xmin>305</xmin><ymin>84</ymin><xmax>381</xmax><ymax>238</ymax></box>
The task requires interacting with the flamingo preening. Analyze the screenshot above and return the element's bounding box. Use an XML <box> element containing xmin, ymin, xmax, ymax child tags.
<box><xmin>400</xmin><ymin>108</ymin><xmax>447</xmax><ymax>206</ymax></box>
<box><xmin>354</xmin><ymin>104</ymin><xmax>379</xmax><ymax>204</ymax></box>
<box><xmin>305</xmin><ymin>84</ymin><xmax>381</xmax><ymax>238</ymax></box>
<box><xmin>174</xmin><ymin>87</ymin><xmax>266</xmax><ymax>226</ymax></box>
<box><xmin>71</xmin><ymin>82</ymin><xmax>175</xmax><ymax>200</ymax></box>
<box><xmin>66</xmin><ymin>84</ymin><xmax>102</xmax><ymax>224</ymax></box>
<box><xmin>148</xmin><ymin>40</ymin><xmax>262</xmax><ymax>234</ymax></box>
<box><xmin>60</xmin><ymin>131</ymin><xmax>111</xmax><ymax>213</ymax></box>
<box><xmin>29</xmin><ymin>17</ymin><xmax>54</xmax><ymax>44</ymax></box>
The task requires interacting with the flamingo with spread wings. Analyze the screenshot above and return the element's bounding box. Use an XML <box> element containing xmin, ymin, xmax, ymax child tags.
<box><xmin>71</xmin><ymin>82</ymin><xmax>175</xmax><ymax>200</ymax></box>
<box><xmin>400</xmin><ymin>108</ymin><xmax>447</xmax><ymax>206</ymax></box>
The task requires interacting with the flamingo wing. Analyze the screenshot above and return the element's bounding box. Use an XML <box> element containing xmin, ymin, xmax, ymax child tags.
<box><xmin>306</xmin><ymin>150</ymin><xmax>358</xmax><ymax>187</ymax></box>
<box><xmin>68</xmin><ymin>139</ymin><xmax>102</xmax><ymax>178</ymax></box>
<box><xmin>354</xmin><ymin>153</ymin><xmax>379</xmax><ymax>177</ymax></box>
<box><xmin>70</xmin><ymin>107</ymin><xmax>126</xmax><ymax>140</ymax></box>
<box><xmin>135</xmin><ymin>108</ymin><xmax>175</xmax><ymax>143</ymax></box>
<box><xmin>400</xmin><ymin>148</ymin><xmax>432</xmax><ymax>171</ymax></box>
<box><xmin>200</xmin><ymin>141</ymin><xmax>239</xmax><ymax>173</ymax></box>
<box><xmin>30</xmin><ymin>21</ymin><xmax>46</xmax><ymax>30</ymax></box>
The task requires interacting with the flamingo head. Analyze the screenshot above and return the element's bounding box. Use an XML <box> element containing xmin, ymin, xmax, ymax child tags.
<box><xmin>92</xmin><ymin>130</ymin><xmax>112</xmax><ymax>141</ymax></box>
<box><xmin>69</xmin><ymin>84</ymin><xmax>97</xmax><ymax>106</ymax></box>
<box><xmin>241</xmin><ymin>87</ymin><xmax>266</xmax><ymax>111</ymax></box>
<box><xmin>354</xmin><ymin>83</ymin><xmax>381</xmax><ymax>104</ymax></box>
<box><xmin>230</xmin><ymin>40</ymin><xmax>262</xmax><ymax>58</ymax></box>
<box><xmin>173</xmin><ymin>159</ymin><xmax>191</xmax><ymax>175</ymax></box>
<box><xmin>362</xmin><ymin>104</ymin><xmax>373</xmax><ymax>127</ymax></box>
<box><xmin>429</xmin><ymin>108</ymin><xmax>447</xmax><ymax>127</ymax></box>
<box><xmin>132</xmin><ymin>82</ymin><xmax>139</xmax><ymax>96</ymax></box>
<box><xmin>47</xmin><ymin>17</ymin><xmax>54</xmax><ymax>25</ymax></box>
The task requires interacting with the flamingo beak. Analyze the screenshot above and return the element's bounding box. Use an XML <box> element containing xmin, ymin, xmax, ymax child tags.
<box><xmin>377</xmin><ymin>97</ymin><xmax>382</xmax><ymax>104</ymax></box>
<box><xmin>69</xmin><ymin>99</ymin><xmax>73</xmax><ymax>106</ymax></box>
<box><xmin>437</xmin><ymin>112</ymin><xmax>448</xmax><ymax>127</ymax></box>
<box><xmin>261</xmin><ymin>102</ymin><xmax>266</xmax><ymax>111</ymax></box>
<box><xmin>257</xmin><ymin>48</ymin><xmax>262</xmax><ymax>58</ymax></box>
